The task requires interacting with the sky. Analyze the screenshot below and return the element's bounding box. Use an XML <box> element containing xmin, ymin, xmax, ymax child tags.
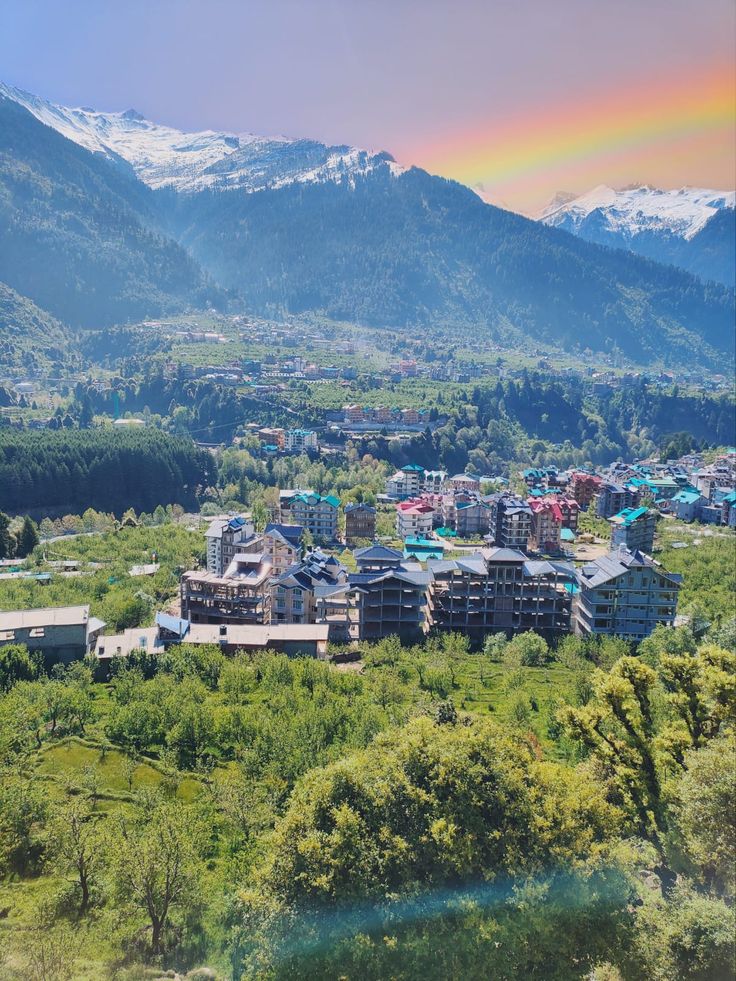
<box><xmin>1</xmin><ymin>0</ymin><xmax>734</xmax><ymax>214</ymax></box>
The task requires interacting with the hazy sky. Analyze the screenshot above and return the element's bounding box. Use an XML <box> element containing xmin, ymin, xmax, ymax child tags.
<box><xmin>2</xmin><ymin>0</ymin><xmax>734</xmax><ymax>213</ymax></box>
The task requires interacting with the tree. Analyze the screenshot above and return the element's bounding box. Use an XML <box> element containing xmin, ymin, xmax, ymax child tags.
<box><xmin>675</xmin><ymin>735</ymin><xmax>736</xmax><ymax>899</ymax></box>
<box><xmin>111</xmin><ymin>800</ymin><xmax>204</xmax><ymax>954</ymax></box>
<box><xmin>0</xmin><ymin>644</ymin><xmax>41</xmax><ymax>692</ymax></box>
<box><xmin>47</xmin><ymin>800</ymin><xmax>102</xmax><ymax>914</ymax></box>
<box><xmin>0</xmin><ymin>510</ymin><xmax>14</xmax><ymax>559</ymax></box>
<box><xmin>505</xmin><ymin>631</ymin><xmax>550</xmax><ymax>667</ymax></box>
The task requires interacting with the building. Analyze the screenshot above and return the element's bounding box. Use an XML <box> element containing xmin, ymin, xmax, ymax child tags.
<box><xmin>259</xmin><ymin>524</ymin><xmax>304</xmax><ymax>575</ymax></box>
<box><xmin>570</xmin><ymin>472</ymin><xmax>602</xmax><ymax>508</ymax></box>
<box><xmin>256</xmin><ymin>427</ymin><xmax>286</xmax><ymax>448</ymax></box>
<box><xmin>450</xmin><ymin>473</ymin><xmax>481</xmax><ymax>493</ymax></box>
<box><xmin>609</xmin><ymin>507</ymin><xmax>657</xmax><ymax>555</ymax></box>
<box><xmin>279</xmin><ymin>490</ymin><xmax>340</xmax><ymax>541</ymax></box>
<box><xmin>284</xmin><ymin>429</ymin><xmax>318</xmax><ymax>452</ymax></box>
<box><xmin>721</xmin><ymin>491</ymin><xmax>736</xmax><ymax>528</ymax></box>
<box><xmin>557</xmin><ymin>498</ymin><xmax>580</xmax><ymax>531</ymax></box>
<box><xmin>396</xmin><ymin>499</ymin><xmax>435</xmax><ymax>538</ymax></box>
<box><xmin>574</xmin><ymin>548</ymin><xmax>681</xmax><ymax>640</ymax></box>
<box><xmin>427</xmin><ymin>549</ymin><xmax>574</xmax><ymax>642</ymax></box>
<box><xmin>386</xmin><ymin>464</ymin><xmax>426</xmax><ymax>500</ymax></box>
<box><xmin>344</xmin><ymin>502</ymin><xmax>376</xmax><ymax>543</ymax></box>
<box><xmin>672</xmin><ymin>488</ymin><xmax>705</xmax><ymax>523</ymax></box>
<box><xmin>180</xmin><ymin>553</ymin><xmax>273</xmax><ymax>625</ymax></box>
<box><xmin>315</xmin><ymin>543</ymin><xmax>431</xmax><ymax>642</ymax></box>
<box><xmin>0</xmin><ymin>606</ymin><xmax>105</xmax><ymax>665</ymax></box>
<box><xmin>95</xmin><ymin>614</ymin><xmax>329</xmax><ymax>664</ymax></box>
<box><xmin>205</xmin><ymin>515</ymin><xmax>255</xmax><ymax>576</ymax></box>
<box><xmin>271</xmin><ymin>550</ymin><xmax>347</xmax><ymax>624</ymax></box>
<box><xmin>488</xmin><ymin>495</ymin><xmax>533</xmax><ymax>551</ymax></box>
<box><xmin>528</xmin><ymin>499</ymin><xmax>563</xmax><ymax>553</ymax></box>
<box><xmin>454</xmin><ymin>499</ymin><xmax>491</xmax><ymax>537</ymax></box>
<box><xmin>424</xmin><ymin>470</ymin><xmax>449</xmax><ymax>493</ymax></box>
<box><xmin>596</xmin><ymin>482</ymin><xmax>640</xmax><ymax>519</ymax></box>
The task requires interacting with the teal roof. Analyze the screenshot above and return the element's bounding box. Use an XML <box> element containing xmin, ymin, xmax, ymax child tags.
<box><xmin>611</xmin><ymin>506</ymin><xmax>650</xmax><ymax>525</ymax></box>
<box><xmin>673</xmin><ymin>490</ymin><xmax>701</xmax><ymax>505</ymax></box>
<box><xmin>560</xmin><ymin>528</ymin><xmax>576</xmax><ymax>542</ymax></box>
<box><xmin>401</xmin><ymin>464</ymin><xmax>425</xmax><ymax>473</ymax></box>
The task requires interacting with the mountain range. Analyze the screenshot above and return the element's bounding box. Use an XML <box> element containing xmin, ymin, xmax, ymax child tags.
<box><xmin>0</xmin><ymin>82</ymin><xmax>734</xmax><ymax>370</ymax></box>
<box><xmin>540</xmin><ymin>185</ymin><xmax>735</xmax><ymax>288</ymax></box>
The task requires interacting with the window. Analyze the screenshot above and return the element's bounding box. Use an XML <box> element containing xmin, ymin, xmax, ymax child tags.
<box><xmin>29</xmin><ymin>627</ymin><xmax>45</xmax><ymax>638</ymax></box>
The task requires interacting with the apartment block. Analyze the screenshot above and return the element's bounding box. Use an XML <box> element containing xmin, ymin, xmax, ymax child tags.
<box><xmin>396</xmin><ymin>499</ymin><xmax>435</xmax><ymax>538</ymax></box>
<box><xmin>279</xmin><ymin>490</ymin><xmax>340</xmax><ymax>541</ymax></box>
<box><xmin>205</xmin><ymin>515</ymin><xmax>255</xmax><ymax>576</ymax></box>
<box><xmin>609</xmin><ymin>506</ymin><xmax>657</xmax><ymax>555</ymax></box>
<box><xmin>596</xmin><ymin>482</ymin><xmax>639</xmax><ymax>519</ymax></box>
<box><xmin>574</xmin><ymin>548</ymin><xmax>681</xmax><ymax>640</ymax></box>
<box><xmin>386</xmin><ymin>464</ymin><xmax>426</xmax><ymax>500</ymax></box>
<box><xmin>285</xmin><ymin>429</ymin><xmax>318</xmax><ymax>452</ymax></box>
<box><xmin>488</xmin><ymin>494</ymin><xmax>533</xmax><ymax>551</ymax></box>
<box><xmin>528</xmin><ymin>499</ymin><xmax>563</xmax><ymax>553</ymax></box>
<box><xmin>271</xmin><ymin>549</ymin><xmax>347</xmax><ymax>625</ymax></box>
<box><xmin>344</xmin><ymin>502</ymin><xmax>377</xmax><ymax>543</ymax></box>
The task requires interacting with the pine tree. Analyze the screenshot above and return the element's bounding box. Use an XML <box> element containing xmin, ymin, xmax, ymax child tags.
<box><xmin>16</xmin><ymin>515</ymin><xmax>39</xmax><ymax>558</ymax></box>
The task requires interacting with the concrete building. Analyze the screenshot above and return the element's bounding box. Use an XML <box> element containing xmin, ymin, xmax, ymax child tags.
<box><xmin>450</xmin><ymin>473</ymin><xmax>481</xmax><ymax>493</ymax></box>
<box><xmin>95</xmin><ymin>614</ymin><xmax>329</xmax><ymax>664</ymax></box>
<box><xmin>528</xmin><ymin>499</ymin><xmax>563</xmax><ymax>553</ymax></box>
<box><xmin>279</xmin><ymin>490</ymin><xmax>340</xmax><ymax>541</ymax></box>
<box><xmin>454</xmin><ymin>499</ymin><xmax>491</xmax><ymax>537</ymax></box>
<box><xmin>315</xmin><ymin>544</ymin><xmax>431</xmax><ymax>642</ymax></box>
<box><xmin>205</xmin><ymin>515</ymin><xmax>255</xmax><ymax>576</ymax></box>
<box><xmin>596</xmin><ymin>482</ymin><xmax>639</xmax><ymax>519</ymax></box>
<box><xmin>722</xmin><ymin>491</ymin><xmax>736</xmax><ymax>528</ymax></box>
<box><xmin>570</xmin><ymin>472</ymin><xmax>602</xmax><ymax>508</ymax></box>
<box><xmin>180</xmin><ymin>553</ymin><xmax>273</xmax><ymax>625</ymax></box>
<box><xmin>574</xmin><ymin>548</ymin><xmax>681</xmax><ymax>640</ymax></box>
<box><xmin>0</xmin><ymin>606</ymin><xmax>105</xmax><ymax>665</ymax></box>
<box><xmin>284</xmin><ymin>429</ymin><xmax>318</xmax><ymax>452</ymax></box>
<box><xmin>396</xmin><ymin>499</ymin><xmax>435</xmax><ymax>538</ymax></box>
<box><xmin>271</xmin><ymin>549</ymin><xmax>347</xmax><ymax>624</ymax></box>
<box><xmin>609</xmin><ymin>507</ymin><xmax>657</xmax><ymax>555</ymax></box>
<box><xmin>424</xmin><ymin>470</ymin><xmax>449</xmax><ymax>493</ymax></box>
<box><xmin>488</xmin><ymin>495</ymin><xmax>533</xmax><ymax>551</ymax></box>
<box><xmin>672</xmin><ymin>489</ymin><xmax>705</xmax><ymax>523</ymax></box>
<box><xmin>386</xmin><ymin>464</ymin><xmax>425</xmax><ymax>500</ymax></box>
<box><xmin>344</xmin><ymin>502</ymin><xmax>376</xmax><ymax>543</ymax></box>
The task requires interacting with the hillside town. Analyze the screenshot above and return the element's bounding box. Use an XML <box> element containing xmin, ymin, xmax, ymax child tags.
<box><xmin>5</xmin><ymin>447</ymin><xmax>732</xmax><ymax>671</ymax></box>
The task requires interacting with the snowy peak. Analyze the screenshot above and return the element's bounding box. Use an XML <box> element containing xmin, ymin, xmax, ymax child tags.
<box><xmin>0</xmin><ymin>81</ymin><xmax>403</xmax><ymax>194</ymax></box>
<box><xmin>541</xmin><ymin>184</ymin><xmax>736</xmax><ymax>240</ymax></box>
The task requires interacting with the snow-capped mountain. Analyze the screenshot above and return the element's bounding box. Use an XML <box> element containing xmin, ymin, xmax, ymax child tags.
<box><xmin>539</xmin><ymin>184</ymin><xmax>735</xmax><ymax>287</ymax></box>
<box><xmin>0</xmin><ymin>81</ymin><xmax>403</xmax><ymax>193</ymax></box>
<box><xmin>540</xmin><ymin>184</ymin><xmax>735</xmax><ymax>240</ymax></box>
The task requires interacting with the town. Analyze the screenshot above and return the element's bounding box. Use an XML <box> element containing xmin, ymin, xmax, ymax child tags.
<box><xmin>4</xmin><ymin>446</ymin><xmax>733</xmax><ymax>672</ymax></box>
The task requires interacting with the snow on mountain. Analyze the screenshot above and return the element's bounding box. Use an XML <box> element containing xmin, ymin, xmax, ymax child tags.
<box><xmin>540</xmin><ymin>184</ymin><xmax>735</xmax><ymax>241</ymax></box>
<box><xmin>0</xmin><ymin>81</ymin><xmax>404</xmax><ymax>193</ymax></box>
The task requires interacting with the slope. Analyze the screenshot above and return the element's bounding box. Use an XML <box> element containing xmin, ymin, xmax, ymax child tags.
<box><xmin>0</xmin><ymin>282</ymin><xmax>76</xmax><ymax>374</ymax></box>
<box><xmin>0</xmin><ymin>95</ymin><xmax>222</xmax><ymax>328</ymax></box>
<box><xmin>541</xmin><ymin>185</ymin><xmax>736</xmax><ymax>288</ymax></box>
<box><xmin>167</xmin><ymin>168</ymin><xmax>735</xmax><ymax>367</ymax></box>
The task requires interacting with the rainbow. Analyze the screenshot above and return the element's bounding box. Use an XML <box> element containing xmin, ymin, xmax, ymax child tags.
<box><xmin>402</xmin><ymin>63</ymin><xmax>735</xmax><ymax>210</ymax></box>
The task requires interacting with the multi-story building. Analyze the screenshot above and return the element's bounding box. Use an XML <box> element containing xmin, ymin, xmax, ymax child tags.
<box><xmin>386</xmin><ymin>464</ymin><xmax>425</xmax><ymax>500</ymax></box>
<box><xmin>284</xmin><ymin>429</ymin><xmax>318</xmax><ymax>452</ymax></box>
<box><xmin>450</xmin><ymin>473</ymin><xmax>481</xmax><ymax>493</ymax></box>
<box><xmin>557</xmin><ymin>497</ymin><xmax>580</xmax><ymax>531</ymax></box>
<box><xmin>315</xmin><ymin>543</ymin><xmax>431</xmax><ymax>642</ymax></box>
<box><xmin>396</xmin><ymin>499</ymin><xmax>435</xmax><ymax>538</ymax></box>
<box><xmin>424</xmin><ymin>470</ymin><xmax>449</xmax><ymax>493</ymax></box>
<box><xmin>271</xmin><ymin>550</ymin><xmax>347</xmax><ymax>624</ymax></box>
<box><xmin>672</xmin><ymin>489</ymin><xmax>705</xmax><ymax>523</ymax></box>
<box><xmin>528</xmin><ymin>499</ymin><xmax>563</xmax><ymax>553</ymax></box>
<box><xmin>205</xmin><ymin>515</ymin><xmax>255</xmax><ymax>576</ymax></box>
<box><xmin>574</xmin><ymin>547</ymin><xmax>681</xmax><ymax>640</ymax></box>
<box><xmin>570</xmin><ymin>472</ymin><xmax>602</xmax><ymax>508</ymax></box>
<box><xmin>180</xmin><ymin>553</ymin><xmax>273</xmax><ymax>625</ymax></box>
<box><xmin>721</xmin><ymin>491</ymin><xmax>736</xmax><ymax>528</ymax></box>
<box><xmin>343</xmin><ymin>404</ymin><xmax>365</xmax><ymax>424</ymax></box>
<box><xmin>488</xmin><ymin>495</ymin><xmax>533</xmax><ymax>551</ymax></box>
<box><xmin>240</xmin><ymin>524</ymin><xmax>303</xmax><ymax>576</ymax></box>
<box><xmin>427</xmin><ymin>549</ymin><xmax>574</xmax><ymax>642</ymax></box>
<box><xmin>596</xmin><ymin>482</ymin><xmax>639</xmax><ymax>519</ymax></box>
<box><xmin>454</xmin><ymin>499</ymin><xmax>491</xmax><ymax>537</ymax></box>
<box><xmin>344</xmin><ymin>502</ymin><xmax>377</xmax><ymax>542</ymax></box>
<box><xmin>256</xmin><ymin>427</ymin><xmax>285</xmax><ymax>449</ymax></box>
<box><xmin>279</xmin><ymin>490</ymin><xmax>340</xmax><ymax>541</ymax></box>
<box><xmin>609</xmin><ymin>506</ymin><xmax>657</xmax><ymax>555</ymax></box>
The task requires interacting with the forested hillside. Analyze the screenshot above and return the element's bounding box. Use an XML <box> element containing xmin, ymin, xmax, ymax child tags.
<box><xmin>0</xmin><ymin>429</ymin><xmax>215</xmax><ymax>515</ymax></box>
<box><xmin>167</xmin><ymin>168</ymin><xmax>735</xmax><ymax>367</ymax></box>
<box><xmin>0</xmin><ymin>96</ymin><xmax>222</xmax><ymax>328</ymax></box>
<box><xmin>0</xmin><ymin>282</ymin><xmax>77</xmax><ymax>373</ymax></box>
